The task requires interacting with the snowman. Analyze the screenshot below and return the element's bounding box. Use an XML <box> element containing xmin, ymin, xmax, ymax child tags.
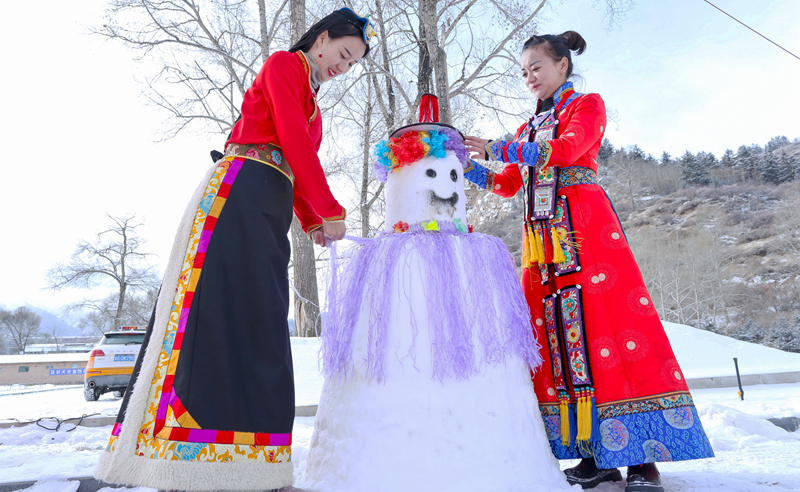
<box><xmin>297</xmin><ymin>96</ymin><xmax>575</xmax><ymax>492</ymax></box>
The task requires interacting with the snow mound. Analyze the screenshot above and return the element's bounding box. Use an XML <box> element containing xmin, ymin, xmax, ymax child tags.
<box><xmin>696</xmin><ymin>402</ymin><xmax>800</xmax><ymax>452</ymax></box>
<box><xmin>11</xmin><ymin>481</ymin><xmax>79</xmax><ymax>492</ymax></box>
<box><xmin>663</xmin><ymin>321</ymin><xmax>800</xmax><ymax>379</ymax></box>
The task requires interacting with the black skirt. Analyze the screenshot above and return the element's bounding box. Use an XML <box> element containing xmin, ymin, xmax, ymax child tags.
<box><xmin>116</xmin><ymin>157</ymin><xmax>294</xmax><ymax>436</ymax></box>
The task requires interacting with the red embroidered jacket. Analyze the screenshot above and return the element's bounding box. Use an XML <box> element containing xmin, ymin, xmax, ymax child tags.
<box><xmin>226</xmin><ymin>51</ymin><xmax>345</xmax><ymax>233</ymax></box>
<box><xmin>485</xmin><ymin>92</ymin><xmax>606</xmax><ymax>197</ymax></box>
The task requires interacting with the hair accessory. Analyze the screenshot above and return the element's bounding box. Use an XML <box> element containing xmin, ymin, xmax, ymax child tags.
<box><xmin>338</xmin><ymin>7</ymin><xmax>377</xmax><ymax>44</ymax></box>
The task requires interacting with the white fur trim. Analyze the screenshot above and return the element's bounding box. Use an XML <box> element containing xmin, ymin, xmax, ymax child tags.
<box><xmin>95</xmin><ymin>162</ymin><xmax>293</xmax><ymax>490</ymax></box>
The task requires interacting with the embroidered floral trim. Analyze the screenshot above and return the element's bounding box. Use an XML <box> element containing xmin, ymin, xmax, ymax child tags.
<box><xmin>597</xmin><ymin>392</ymin><xmax>696</xmax><ymax>420</ymax></box>
<box><xmin>558</xmin><ymin>167</ymin><xmax>598</xmax><ymax>188</ymax></box>
<box><xmin>224</xmin><ymin>142</ymin><xmax>293</xmax><ymax>183</ymax></box>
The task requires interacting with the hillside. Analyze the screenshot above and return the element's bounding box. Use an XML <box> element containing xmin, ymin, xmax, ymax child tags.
<box><xmin>466</xmin><ymin>163</ymin><xmax>800</xmax><ymax>351</ymax></box>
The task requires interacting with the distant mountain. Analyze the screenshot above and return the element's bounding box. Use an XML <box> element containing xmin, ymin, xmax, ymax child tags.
<box><xmin>28</xmin><ymin>305</ymin><xmax>83</xmax><ymax>336</ymax></box>
<box><xmin>0</xmin><ymin>304</ymin><xmax>83</xmax><ymax>336</ymax></box>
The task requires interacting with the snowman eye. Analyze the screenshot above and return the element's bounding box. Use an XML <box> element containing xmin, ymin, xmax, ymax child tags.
<box><xmin>426</xmin><ymin>169</ymin><xmax>437</xmax><ymax>178</ymax></box>
<box><xmin>450</xmin><ymin>169</ymin><xmax>457</xmax><ymax>182</ymax></box>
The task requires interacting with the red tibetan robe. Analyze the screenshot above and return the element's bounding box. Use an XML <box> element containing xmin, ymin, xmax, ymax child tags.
<box><xmin>465</xmin><ymin>82</ymin><xmax>713</xmax><ymax>468</ymax></box>
<box><xmin>227</xmin><ymin>50</ymin><xmax>346</xmax><ymax>233</ymax></box>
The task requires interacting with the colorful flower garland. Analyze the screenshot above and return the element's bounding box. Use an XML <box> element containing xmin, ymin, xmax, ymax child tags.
<box><xmin>373</xmin><ymin>127</ymin><xmax>469</xmax><ymax>182</ymax></box>
<box><xmin>392</xmin><ymin>218</ymin><xmax>473</xmax><ymax>234</ymax></box>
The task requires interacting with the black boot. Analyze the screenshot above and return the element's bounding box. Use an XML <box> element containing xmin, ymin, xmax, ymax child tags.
<box><xmin>564</xmin><ymin>458</ymin><xmax>623</xmax><ymax>489</ymax></box>
<box><xmin>625</xmin><ymin>463</ymin><xmax>664</xmax><ymax>492</ymax></box>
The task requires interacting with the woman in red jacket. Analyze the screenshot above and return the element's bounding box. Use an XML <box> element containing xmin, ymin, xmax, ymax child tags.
<box><xmin>95</xmin><ymin>9</ymin><xmax>375</xmax><ymax>492</ymax></box>
<box><xmin>464</xmin><ymin>32</ymin><xmax>713</xmax><ymax>492</ymax></box>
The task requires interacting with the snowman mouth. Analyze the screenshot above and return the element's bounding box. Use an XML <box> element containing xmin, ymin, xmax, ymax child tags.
<box><xmin>428</xmin><ymin>191</ymin><xmax>459</xmax><ymax>208</ymax></box>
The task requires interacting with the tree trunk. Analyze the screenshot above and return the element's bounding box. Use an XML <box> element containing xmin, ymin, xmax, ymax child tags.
<box><xmin>291</xmin><ymin>219</ymin><xmax>321</xmax><ymax>337</ymax></box>
<box><xmin>288</xmin><ymin>0</ymin><xmax>320</xmax><ymax>337</ymax></box>
<box><xmin>360</xmin><ymin>79</ymin><xmax>373</xmax><ymax>237</ymax></box>
<box><xmin>433</xmin><ymin>26</ymin><xmax>451</xmax><ymax>125</ymax></box>
<box><xmin>418</xmin><ymin>0</ymin><xmax>451</xmax><ymax>124</ymax></box>
<box><xmin>257</xmin><ymin>0</ymin><xmax>269</xmax><ymax>64</ymax></box>
<box><xmin>114</xmin><ymin>283</ymin><xmax>127</xmax><ymax>329</ymax></box>
<box><xmin>417</xmin><ymin>0</ymin><xmax>433</xmax><ymax>104</ymax></box>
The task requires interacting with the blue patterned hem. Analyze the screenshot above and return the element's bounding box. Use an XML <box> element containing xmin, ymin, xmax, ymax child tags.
<box><xmin>541</xmin><ymin>405</ymin><xmax>714</xmax><ymax>468</ymax></box>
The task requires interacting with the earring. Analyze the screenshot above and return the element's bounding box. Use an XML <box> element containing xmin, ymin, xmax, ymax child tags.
<box><xmin>318</xmin><ymin>53</ymin><xmax>322</xmax><ymax>58</ymax></box>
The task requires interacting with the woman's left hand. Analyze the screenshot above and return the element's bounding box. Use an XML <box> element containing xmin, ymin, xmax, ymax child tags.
<box><xmin>464</xmin><ymin>135</ymin><xmax>490</xmax><ymax>159</ymax></box>
<box><xmin>310</xmin><ymin>229</ymin><xmax>327</xmax><ymax>247</ymax></box>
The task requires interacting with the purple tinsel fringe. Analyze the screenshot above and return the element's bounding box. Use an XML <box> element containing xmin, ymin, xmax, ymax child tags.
<box><xmin>323</xmin><ymin>223</ymin><xmax>543</xmax><ymax>382</ymax></box>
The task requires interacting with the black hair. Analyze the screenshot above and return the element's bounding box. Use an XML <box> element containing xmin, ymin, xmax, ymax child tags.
<box><xmin>522</xmin><ymin>31</ymin><xmax>586</xmax><ymax>78</ymax></box>
<box><xmin>289</xmin><ymin>9</ymin><xmax>371</xmax><ymax>58</ymax></box>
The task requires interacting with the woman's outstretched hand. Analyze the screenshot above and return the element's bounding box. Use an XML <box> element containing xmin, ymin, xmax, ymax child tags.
<box><xmin>464</xmin><ymin>136</ymin><xmax>490</xmax><ymax>160</ymax></box>
<box><xmin>323</xmin><ymin>221</ymin><xmax>346</xmax><ymax>242</ymax></box>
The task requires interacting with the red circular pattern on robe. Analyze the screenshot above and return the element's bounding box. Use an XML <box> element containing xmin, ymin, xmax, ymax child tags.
<box><xmin>598</xmin><ymin>222</ymin><xmax>627</xmax><ymax>250</ymax></box>
<box><xmin>626</xmin><ymin>287</ymin><xmax>658</xmax><ymax>317</ymax></box>
<box><xmin>590</xmin><ymin>335</ymin><xmax>620</xmax><ymax>369</ymax></box>
<box><xmin>661</xmin><ymin>359</ymin><xmax>688</xmax><ymax>389</ymax></box>
<box><xmin>616</xmin><ymin>329</ymin><xmax>650</xmax><ymax>362</ymax></box>
<box><xmin>581</xmin><ymin>261</ymin><xmax>619</xmax><ymax>293</ymax></box>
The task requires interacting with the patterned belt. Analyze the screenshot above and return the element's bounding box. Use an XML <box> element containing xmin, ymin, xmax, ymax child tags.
<box><xmin>224</xmin><ymin>142</ymin><xmax>294</xmax><ymax>183</ymax></box>
<box><xmin>557</xmin><ymin>166</ymin><xmax>597</xmax><ymax>188</ymax></box>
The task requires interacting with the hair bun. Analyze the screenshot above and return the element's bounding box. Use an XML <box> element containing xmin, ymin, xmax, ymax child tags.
<box><xmin>559</xmin><ymin>31</ymin><xmax>586</xmax><ymax>55</ymax></box>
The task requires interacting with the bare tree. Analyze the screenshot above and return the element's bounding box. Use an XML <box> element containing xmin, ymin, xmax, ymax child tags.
<box><xmin>94</xmin><ymin>0</ymin><xmax>290</xmax><ymax>137</ymax></box>
<box><xmin>0</xmin><ymin>307</ymin><xmax>42</xmax><ymax>353</ymax></box>
<box><xmin>44</xmin><ymin>324</ymin><xmax>66</xmax><ymax>351</ymax></box>
<box><xmin>77</xmin><ymin>287</ymin><xmax>160</xmax><ymax>337</ymax></box>
<box><xmin>47</xmin><ymin>214</ymin><xmax>159</xmax><ymax>331</ymax></box>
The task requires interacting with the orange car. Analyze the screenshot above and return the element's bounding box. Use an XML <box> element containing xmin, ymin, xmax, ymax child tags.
<box><xmin>84</xmin><ymin>327</ymin><xmax>146</xmax><ymax>401</ymax></box>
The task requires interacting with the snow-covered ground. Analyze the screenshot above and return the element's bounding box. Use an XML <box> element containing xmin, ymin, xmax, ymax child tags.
<box><xmin>2</xmin><ymin>327</ymin><xmax>799</xmax><ymax>491</ymax></box>
<box><xmin>664</xmin><ymin>321</ymin><xmax>800</xmax><ymax>378</ymax></box>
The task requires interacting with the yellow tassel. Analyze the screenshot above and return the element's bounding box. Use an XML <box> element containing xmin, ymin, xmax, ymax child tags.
<box><xmin>577</xmin><ymin>390</ymin><xmax>590</xmax><ymax>442</ymax></box>
<box><xmin>575</xmin><ymin>391</ymin><xmax>583</xmax><ymax>441</ymax></box>
<box><xmin>560</xmin><ymin>396</ymin><xmax>570</xmax><ymax>447</ymax></box>
<box><xmin>583</xmin><ymin>393</ymin><xmax>591</xmax><ymax>441</ymax></box>
<box><xmin>552</xmin><ymin>226</ymin><xmax>567</xmax><ymax>264</ymax></box>
<box><xmin>527</xmin><ymin>224</ymin><xmax>540</xmax><ymax>264</ymax></box>
<box><xmin>522</xmin><ymin>226</ymin><xmax>531</xmax><ymax>268</ymax></box>
<box><xmin>533</xmin><ymin>225</ymin><xmax>546</xmax><ymax>264</ymax></box>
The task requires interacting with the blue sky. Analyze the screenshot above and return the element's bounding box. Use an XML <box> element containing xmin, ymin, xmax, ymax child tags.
<box><xmin>537</xmin><ymin>0</ymin><xmax>799</xmax><ymax>157</ymax></box>
<box><xmin>0</xmin><ymin>0</ymin><xmax>798</xmax><ymax>313</ymax></box>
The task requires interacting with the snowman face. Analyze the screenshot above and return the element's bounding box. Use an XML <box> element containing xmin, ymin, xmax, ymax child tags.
<box><xmin>384</xmin><ymin>152</ymin><xmax>467</xmax><ymax>228</ymax></box>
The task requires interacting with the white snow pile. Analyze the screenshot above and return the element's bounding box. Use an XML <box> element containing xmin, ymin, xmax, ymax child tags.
<box><xmin>663</xmin><ymin>321</ymin><xmax>800</xmax><ymax>378</ymax></box>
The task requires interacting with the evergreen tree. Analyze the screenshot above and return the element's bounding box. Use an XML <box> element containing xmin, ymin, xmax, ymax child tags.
<box><xmin>629</xmin><ymin>145</ymin><xmax>646</xmax><ymax>160</ymax></box>
<box><xmin>697</xmin><ymin>151</ymin><xmax>719</xmax><ymax>169</ymax></box>
<box><xmin>735</xmin><ymin>145</ymin><xmax>758</xmax><ymax>180</ymax></box>
<box><xmin>660</xmin><ymin>151</ymin><xmax>672</xmax><ymax>165</ymax></box>
<box><xmin>777</xmin><ymin>150</ymin><xmax>797</xmax><ymax>183</ymax></box>
<box><xmin>680</xmin><ymin>150</ymin><xmax>711</xmax><ymax>187</ymax></box>
<box><xmin>761</xmin><ymin>151</ymin><xmax>783</xmax><ymax>184</ymax></box>
<box><xmin>735</xmin><ymin>320</ymin><xmax>763</xmax><ymax>343</ymax></box>
<box><xmin>720</xmin><ymin>149</ymin><xmax>735</xmax><ymax>168</ymax></box>
<box><xmin>768</xmin><ymin>318</ymin><xmax>800</xmax><ymax>353</ymax></box>
<box><xmin>765</xmin><ymin>135</ymin><xmax>791</xmax><ymax>153</ymax></box>
<box><xmin>597</xmin><ymin>138</ymin><xmax>614</xmax><ymax>164</ymax></box>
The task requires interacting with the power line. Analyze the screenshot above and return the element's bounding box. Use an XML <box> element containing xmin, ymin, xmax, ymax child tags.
<box><xmin>701</xmin><ymin>0</ymin><xmax>800</xmax><ymax>62</ymax></box>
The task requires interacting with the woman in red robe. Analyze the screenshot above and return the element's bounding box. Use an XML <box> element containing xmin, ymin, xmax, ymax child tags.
<box><xmin>463</xmin><ymin>31</ymin><xmax>713</xmax><ymax>492</ymax></box>
<box><xmin>95</xmin><ymin>9</ymin><xmax>375</xmax><ymax>492</ymax></box>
